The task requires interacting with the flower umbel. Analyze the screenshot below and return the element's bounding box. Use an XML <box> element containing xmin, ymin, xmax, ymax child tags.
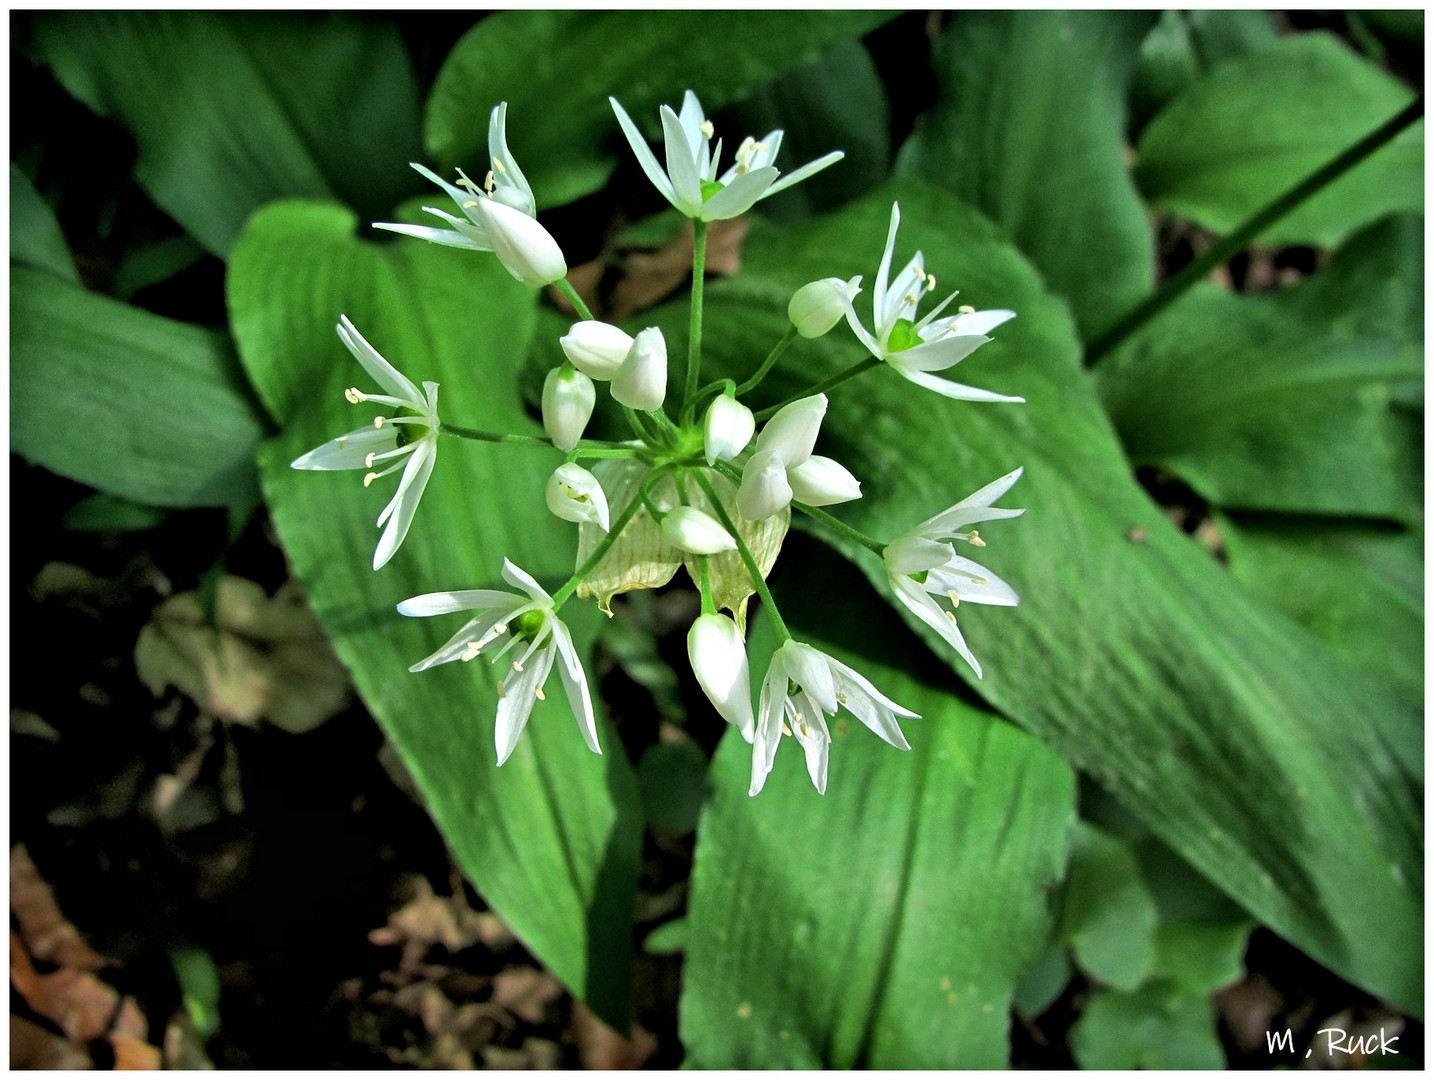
<box><xmin>752</xmin><ymin>641</ymin><xmax>917</xmax><ymax>796</ymax></box>
<box><xmin>291</xmin><ymin>316</ymin><xmax>439</xmax><ymax>571</ymax></box>
<box><xmin>842</xmin><ymin>203</ymin><xmax>1022</xmax><ymax>403</ymax></box>
<box><xmin>884</xmin><ymin>468</ymin><xmax>1025</xmax><ymax>678</ymax></box>
<box><xmin>610</xmin><ymin>90</ymin><xmax>844</xmax><ymax>221</ymax></box>
<box><xmin>398</xmin><ymin>560</ymin><xmax>601</xmax><ymax>765</ymax></box>
<box><xmin>736</xmin><ymin>394</ymin><xmax>861</xmax><ymax>519</ymax></box>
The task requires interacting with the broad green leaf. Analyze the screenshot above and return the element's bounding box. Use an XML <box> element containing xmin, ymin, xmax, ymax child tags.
<box><xmin>1151</xmin><ymin>921</ymin><xmax>1250</xmax><ymax>996</ymax></box>
<box><xmin>1071</xmin><ymin>983</ymin><xmax>1225</xmax><ymax>1069</ymax></box>
<box><xmin>682</xmin><ymin>563</ymin><xmax>1076</xmax><ymax>1068</ymax></box>
<box><xmin>1095</xmin><ymin>214</ymin><xmax>1423</xmax><ymax>523</ymax></box>
<box><xmin>1218</xmin><ymin>514</ymin><xmax>1423</xmax><ymax>708</ymax></box>
<box><xmin>1130</xmin><ymin>11</ymin><xmax>1278</xmax><ymax>135</ymax></box>
<box><xmin>895</xmin><ymin>11</ymin><xmax>1157</xmax><ymax>341</ymax></box>
<box><xmin>226</xmin><ymin>200</ymin><xmax>642</xmax><ymax>1030</ymax></box>
<box><xmin>424</xmin><ymin>10</ymin><xmax>894</xmax><ymax>208</ymax></box>
<box><xmin>10</xmin><ymin>162</ymin><xmax>78</xmax><ymax>281</ymax></box>
<box><xmin>1135</xmin><ymin>32</ymin><xmax>1423</xmax><ymax>248</ymax></box>
<box><xmin>679</xmin><ymin>182</ymin><xmax>1420</xmax><ymax>1012</ymax></box>
<box><xmin>62</xmin><ymin>494</ymin><xmax>167</xmax><ymax>533</ymax></box>
<box><xmin>11</xmin><ymin>267</ymin><xmax>264</xmax><ymax>507</ymax></box>
<box><xmin>1061</xmin><ymin>823</ymin><xmax>1158</xmax><ymax>991</ymax></box>
<box><xmin>1011</xmin><ymin>942</ymin><xmax>1072</xmax><ymax>1021</ymax></box>
<box><xmin>32</xmin><ymin>11</ymin><xmax>422</xmax><ymax>256</ymax></box>
<box><xmin>636</xmin><ymin>741</ymin><xmax>707</xmax><ymax>835</ymax></box>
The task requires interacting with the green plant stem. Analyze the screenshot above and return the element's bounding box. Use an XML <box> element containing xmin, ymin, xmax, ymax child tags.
<box><xmin>442</xmin><ymin>424</ymin><xmax>628</xmax><ymax>451</ymax></box>
<box><xmin>551</xmin><ymin>465</ymin><xmax>669</xmax><ymax>608</ymax></box>
<box><xmin>736</xmin><ymin>326</ymin><xmax>799</xmax><ymax>396</ymax></box>
<box><xmin>792</xmin><ymin>503</ymin><xmax>886</xmax><ymax>556</ymax></box>
<box><xmin>692</xmin><ymin>471</ymin><xmax>791</xmax><ymax>642</ymax></box>
<box><xmin>753</xmin><ymin>357</ymin><xmax>882</xmax><ymax>422</ymax></box>
<box><xmin>684</xmin><ymin>218</ymin><xmax>708</xmax><ymax>415</ymax></box>
<box><xmin>1086</xmin><ymin>96</ymin><xmax>1425</xmax><ymax>367</ymax></box>
<box><xmin>572</xmin><ymin>447</ymin><xmax>641</xmax><ymax>460</ymax></box>
<box><xmin>553</xmin><ymin>277</ymin><xmax>595</xmax><ymax>322</ymax></box>
<box><xmin>697</xmin><ymin>555</ymin><xmax>716</xmax><ymax>616</ymax></box>
<box><xmin>623</xmin><ymin>406</ymin><xmax>656</xmax><ymax>442</ymax></box>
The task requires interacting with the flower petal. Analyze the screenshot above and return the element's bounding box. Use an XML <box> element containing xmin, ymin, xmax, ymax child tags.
<box><xmin>789</xmin><ymin>701</ymin><xmax>831</xmax><ymax>795</ymax></box>
<box><xmin>338</xmin><ymin>315</ymin><xmax>423</xmax><ymax>404</ymax></box>
<box><xmin>494</xmin><ymin>641</ymin><xmax>555</xmax><ymax>766</ymax></box>
<box><xmin>926</xmin><ymin>555</ymin><xmax>1020</xmax><ymax>607</ymax></box>
<box><xmin>892</xmin><ymin>333</ymin><xmax>991</xmax><ymax>373</ymax></box>
<box><xmin>873</xmin><ymin>202</ymin><xmax>901</xmax><ymax>333</ymax></box>
<box><xmin>551</xmin><ymin>618</ymin><xmax>602</xmax><ymax>755</ymax></box>
<box><xmin>397</xmin><ymin>589</ymin><xmax>520</xmax><ymax>617</ymax></box>
<box><xmin>371</xmin><ymin>221</ymin><xmax>486</xmax><ymax>250</ymax></box>
<box><xmin>373</xmin><ymin>438</ymin><xmax>436</xmax><ymax>570</ymax></box>
<box><xmin>291</xmin><ymin>425</ymin><xmax>396</xmax><ymax>471</ymax></box>
<box><xmin>500</xmin><ymin>559</ymin><xmax>555</xmax><ymax>605</ymax></box>
<box><xmin>753</xmin><ymin>393</ymin><xmax>826</xmax><ymax>466</ymax></box>
<box><xmin>764</xmin><ymin>149</ymin><xmax>843</xmax><ymax>196</ymax></box>
<box><xmin>736</xmin><ymin>449</ymin><xmax>793</xmax><ymax>520</ymax></box>
<box><xmin>914</xmin><ymin>467</ymin><xmax>1026</xmax><ymax>536</ymax></box>
<box><xmin>889</xmin><ymin>574</ymin><xmax>983</xmax><ymax>678</ymax></box>
<box><xmin>750</xmin><ymin>655</ymin><xmax>788</xmax><ymax>796</ymax></box>
<box><xmin>781</xmin><ymin>642</ymin><xmax>839</xmax><ymax>717</ymax></box>
<box><xmin>609</xmin><ymin>96</ymin><xmax>677</xmax><ymax>206</ymax></box>
<box><xmin>407</xmin><ymin>610</ymin><xmax>511</xmax><ymax>672</ymax></box>
<box><xmin>787</xmin><ymin>454</ymin><xmax>862</xmax><ymax>507</ymax></box>
<box><xmin>660</xmin><ymin>105</ymin><xmax>704</xmax><ymax>215</ymax></box>
<box><xmin>892</xmin><ymin>366</ymin><xmax>1026</xmax><ymax>404</ymax></box>
<box><xmin>698</xmin><ymin>166</ymin><xmax>778</xmax><ymax>221</ymax></box>
<box><xmin>487</xmin><ymin>102</ymin><xmax>536</xmax><ymax>216</ymax></box>
<box><xmin>884</xmin><ymin>535</ymin><xmax>954</xmax><ymax>576</ymax></box>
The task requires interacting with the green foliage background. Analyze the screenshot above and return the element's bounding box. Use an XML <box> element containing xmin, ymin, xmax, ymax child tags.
<box><xmin>11</xmin><ymin>9</ymin><xmax>1423</xmax><ymax>1066</ymax></box>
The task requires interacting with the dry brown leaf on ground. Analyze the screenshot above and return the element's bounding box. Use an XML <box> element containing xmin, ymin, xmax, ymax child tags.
<box><xmin>135</xmin><ymin>577</ymin><xmax>350</xmax><ymax>733</ymax></box>
<box><xmin>608</xmin><ymin>217</ymin><xmax>748</xmax><ymax>321</ymax></box>
<box><xmin>570</xmin><ymin>1000</ymin><xmax>658</xmax><ymax>1070</ymax></box>
<box><xmin>10</xmin><ymin>1013</ymin><xmax>93</xmax><ymax>1069</ymax></box>
<box><xmin>481</xmin><ymin>1036</ymin><xmax>562</xmax><ymax>1070</ymax></box>
<box><xmin>491</xmin><ymin>968</ymin><xmax>564</xmax><ymax>1025</ymax></box>
<box><xmin>369</xmin><ymin>875</ymin><xmax>490</xmax><ymax>959</ymax></box>
<box><xmin>11</xmin><ymin>845</ymin><xmax>112</xmax><ymax>972</ymax></box>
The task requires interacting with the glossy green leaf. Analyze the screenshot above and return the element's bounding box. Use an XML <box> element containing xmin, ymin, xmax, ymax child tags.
<box><xmin>424</xmin><ymin>10</ymin><xmax>894</xmax><ymax>208</ymax></box>
<box><xmin>679</xmin><ymin>182</ymin><xmax>1420</xmax><ymax>1012</ymax></box>
<box><xmin>1130</xmin><ymin>11</ymin><xmax>1278</xmax><ymax>135</ymax></box>
<box><xmin>682</xmin><ymin>562</ymin><xmax>1077</xmax><ymax>1068</ymax></box>
<box><xmin>226</xmin><ymin>200</ymin><xmax>642</xmax><ymax>1031</ymax></box>
<box><xmin>32</xmin><ymin>11</ymin><xmax>422</xmax><ymax>256</ymax></box>
<box><xmin>1135</xmin><ymin>33</ymin><xmax>1423</xmax><ymax>247</ymax></box>
<box><xmin>1012</xmin><ymin>942</ymin><xmax>1072</xmax><ymax>1020</ymax></box>
<box><xmin>11</xmin><ymin>267</ymin><xmax>264</xmax><ymax>507</ymax></box>
<box><xmin>637</xmin><ymin>741</ymin><xmax>708</xmax><ymax>835</ymax></box>
<box><xmin>10</xmin><ymin>162</ymin><xmax>78</xmax><ymax>281</ymax></box>
<box><xmin>1151</xmin><ymin>921</ymin><xmax>1250</xmax><ymax>996</ymax></box>
<box><xmin>1096</xmin><ymin>214</ymin><xmax>1423</xmax><ymax>523</ymax></box>
<box><xmin>896</xmin><ymin>11</ymin><xmax>1156</xmax><ymax>341</ymax></box>
<box><xmin>1071</xmin><ymin>982</ymin><xmax>1225</xmax><ymax>1069</ymax></box>
<box><xmin>1218</xmin><ymin>514</ymin><xmax>1424</xmax><ymax>708</ymax></box>
<box><xmin>1062</xmin><ymin>823</ymin><xmax>1158</xmax><ymax>991</ymax></box>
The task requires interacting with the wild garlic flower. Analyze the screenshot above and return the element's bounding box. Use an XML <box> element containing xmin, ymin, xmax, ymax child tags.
<box><xmin>374</xmin><ymin>103</ymin><xmax>567</xmax><ymax>287</ymax></box>
<box><xmin>291</xmin><ymin>316</ymin><xmax>439</xmax><ymax>571</ymax></box>
<box><xmin>751</xmin><ymin>641</ymin><xmax>918</xmax><ymax>796</ymax></box>
<box><xmin>736</xmin><ymin>394</ymin><xmax>861</xmax><ymax>520</ymax></box>
<box><xmin>610</xmin><ymin>90</ymin><xmax>843</xmax><ymax>221</ymax></box>
<box><xmin>611</xmin><ymin>327</ymin><xmax>668</xmax><ymax>411</ymax></box>
<box><xmin>687</xmin><ymin>612</ymin><xmax>755</xmax><ymax>742</ymax></box>
<box><xmin>789</xmin><ymin>276</ymin><xmax>863</xmax><ymax>339</ymax></box>
<box><xmin>842</xmin><ymin>203</ymin><xmax>1023</xmax><ymax>403</ymax></box>
<box><xmin>703</xmin><ymin>394</ymin><xmax>755</xmax><ymax>465</ymax></box>
<box><xmin>560</xmin><ymin>321</ymin><xmax>634</xmax><ymax>380</ymax></box>
<box><xmin>542</xmin><ymin>365</ymin><xmax>595</xmax><ymax>452</ymax></box>
<box><xmin>547</xmin><ymin>463</ymin><xmax>610</xmax><ymax>531</ymax></box>
<box><xmin>398</xmin><ymin>559</ymin><xmax>601</xmax><ymax>766</ymax></box>
<box><xmin>661</xmin><ymin>506</ymin><xmax>736</xmax><ymax>555</ymax></box>
<box><xmin>884</xmin><ymin>468</ymin><xmax>1025</xmax><ymax>678</ymax></box>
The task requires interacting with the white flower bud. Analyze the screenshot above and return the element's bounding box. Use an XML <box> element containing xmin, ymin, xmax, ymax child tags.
<box><xmin>787</xmin><ymin>454</ymin><xmax>862</xmax><ymax>507</ymax></box>
<box><xmin>736</xmin><ymin>449</ymin><xmax>793</xmax><ymax>520</ymax></box>
<box><xmin>546</xmin><ymin>463</ymin><xmax>610</xmax><ymax>531</ymax></box>
<box><xmin>788</xmin><ymin>276</ymin><xmax>861</xmax><ymax>338</ymax></box>
<box><xmin>687</xmin><ymin>613</ymin><xmax>755</xmax><ymax>742</ymax></box>
<box><xmin>471</xmin><ymin>197</ymin><xmax>567</xmax><ymax>287</ymax></box>
<box><xmin>611</xmin><ymin>327</ymin><xmax>668</xmax><ymax>411</ymax></box>
<box><xmin>541</xmin><ymin>366</ymin><xmax>595</xmax><ymax>452</ymax></box>
<box><xmin>560</xmin><ymin>321</ymin><xmax>633</xmax><ymax>380</ymax></box>
<box><xmin>753</xmin><ymin>393</ymin><xmax>826</xmax><ymax>466</ymax></box>
<box><xmin>661</xmin><ymin>506</ymin><xmax>737</xmax><ymax>555</ymax></box>
<box><xmin>703</xmin><ymin>394</ymin><xmax>755</xmax><ymax>465</ymax></box>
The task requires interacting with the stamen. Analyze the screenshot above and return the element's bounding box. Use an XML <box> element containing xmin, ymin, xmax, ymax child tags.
<box><xmin>958</xmin><ymin>304</ymin><xmax>975</xmax><ymax>314</ymax></box>
<box><xmin>496</xmin><ymin>681</ymin><xmax>507</xmax><ymax>698</ymax></box>
<box><xmin>363</xmin><ymin>472</ymin><xmax>379</xmax><ymax>487</ymax></box>
<box><xmin>345</xmin><ymin>387</ymin><xmax>366</xmax><ymax>404</ymax></box>
<box><xmin>456</xmin><ymin>171</ymin><xmax>482</xmax><ymax>194</ymax></box>
<box><xmin>915</xmin><ymin>266</ymin><xmax>927</xmax><ymax>282</ymax></box>
<box><xmin>494</xmin><ymin>623</ymin><xmax>508</xmax><ymax>636</ymax></box>
<box><xmin>483</xmin><ymin>170</ymin><xmax>495</xmax><ymax>193</ymax></box>
<box><xmin>461</xmin><ymin>642</ymin><xmax>482</xmax><ymax>662</ymax></box>
<box><xmin>836</xmin><ymin>692</ymin><xmax>848</xmax><ymax>705</ymax></box>
<box><xmin>511</xmin><ymin>661</ymin><xmax>524</xmax><ymax>673</ymax></box>
<box><xmin>492</xmin><ymin>157</ymin><xmax>507</xmax><ymax>174</ymax></box>
<box><xmin>462</xmin><ymin>200</ymin><xmax>479</xmax><ymax>209</ymax></box>
<box><xmin>967</xmin><ymin>530</ymin><xmax>987</xmax><ymax>548</ymax></box>
<box><xmin>945</xmin><ymin>610</ymin><xmax>958</xmax><ymax>623</ymax></box>
<box><xmin>365</xmin><ymin>453</ymin><xmax>376</xmax><ymax>468</ymax></box>
<box><xmin>700</xmin><ymin>120</ymin><xmax>715</xmax><ymax>139</ymax></box>
<box><xmin>534</xmin><ymin>687</ymin><xmax>546</xmax><ymax>701</ymax></box>
<box><xmin>926</xmin><ymin>274</ymin><xmax>937</xmax><ymax>292</ymax></box>
<box><xmin>374</xmin><ymin>417</ymin><xmax>385</xmax><ymax>429</ymax></box>
<box><xmin>971</xmin><ymin>576</ymin><xmax>990</xmax><ymax>585</ymax></box>
<box><xmin>948</xmin><ymin>590</ymin><xmax>961</xmax><ymax>608</ymax></box>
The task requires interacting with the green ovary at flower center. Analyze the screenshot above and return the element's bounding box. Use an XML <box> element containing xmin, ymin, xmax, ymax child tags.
<box><xmin>700</xmin><ymin>179</ymin><xmax>725</xmax><ymax>202</ymax></box>
<box><xmin>886</xmin><ymin>318</ymin><xmax>923</xmax><ymax>353</ymax></box>
<box><xmin>392</xmin><ymin>407</ymin><xmax>428</xmax><ymax>448</ymax></box>
<box><xmin>513</xmin><ymin>609</ymin><xmax>547</xmax><ymax>642</ymax></box>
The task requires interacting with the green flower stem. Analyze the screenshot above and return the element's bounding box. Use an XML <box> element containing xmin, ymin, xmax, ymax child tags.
<box><xmin>1086</xmin><ymin>96</ymin><xmax>1426</xmax><ymax>367</ymax></box>
<box><xmin>624</xmin><ymin>406</ymin><xmax>656</xmax><ymax>443</ymax></box>
<box><xmin>792</xmin><ymin>503</ymin><xmax>886</xmax><ymax>556</ymax></box>
<box><xmin>551</xmin><ymin>465</ymin><xmax>670</xmax><ymax>609</ymax></box>
<box><xmin>553</xmin><ymin>277</ymin><xmax>595</xmax><ymax>323</ymax></box>
<box><xmin>441</xmin><ymin>424</ymin><xmax>626</xmax><ymax>451</ymax></box>
<box><xmin>572</xmin><ymin>447</ymin><xmax>642</xmax><ymax>460</ymax></box>
<box><xmin>648</xmin><ymin>407</ymin><xmax>682</xmax><ymax>443</ymax></box>
<box><xmin>753</xmin><ymin>356</ymin><xmax>882</xmax><ymax>422</ymax></box>
<box><xmin>692</xmin><ymin>470</ymin><xmax>791</xmax><ymax>642</ymax></box>
<box><xmin>736</xmin><ymin>326</ymin><xmax>799</xmax><ymax>396</ymax></box>
<box><xmin>697</xmin><ymin>555</ymin><xmax>716</xmax><ymax>616</ymax></box>
<box><xmin>684</xmin><ymin>218</ymin><xmax>708</xmax><ymax>414</ymax></box>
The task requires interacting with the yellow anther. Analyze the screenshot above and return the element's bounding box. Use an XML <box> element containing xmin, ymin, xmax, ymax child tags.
<box><xmin>363</xmin><ymin>472</ymin><xmax>379</xmax><ymax>487</ymax></box>
<box><xmin>462</xmin><ymin>200</ymin><xmax>479</xmax><ymax>209</ymax></box>
<box><xmin>836</xmin><ymin>692</ymin><xmax>848</xmax><ymax>705</ymax></box>
<box><xmin>915</xmin><ymin>266</ymin><xmax>927</xmax><ymax>282</ymax></box>
<box><xmin>483</xmin><ymin>170</ymin><xmax>495</xmax><ymax>192</ymax></box>
<box><xmin>345</xmin><ymin>387</ymin><xmax>366</xmax><ymax>404</ymax></box>
<box><xmin>374</xmin><ymin>416</ymin><xmax>385</xmax><ymax>428</ymax></box>
<box><xmin>700</xmin><ymin>120</ymin><xmax>715</xmax><ymax>139</ymax></box>
<box><xmin>364</xmin><ymin>452</ymin><xmax>376</xmax><ymax>468</ymax></box>
<box><xmin>948</xmin><ymin>589</ymin><xmax>961</xmax><ymax>608</ymax></box>
<box><xmin>926</xmin><ymin>274</ymin><xmax>937</xmax><ymax>292</ymax></box>
<box><xmin>512</xmin><ymin>661</ymin><xmax>524</xmax><ymax>673</ymax></box>
<box><xmin>958</xmin><ymin>304</ymin><xmax>975</xmax><ymax>314</ymax></box>
<box><xmin>496</xmin><ymin>681</ymin><xmax>507</xmax><ymax>698</ymax></box>
<box><xmin>492</xmin><ymin>157</ymin><xmax>507</xmax><ymax>174</ymax></box>
<box><xmin>971</xmin><ymin>576</ymin><xmax>990</xmax><ymax>585</ymax></box>
<box><xmin>534</xmin><ymin>686</ymin><xmax>546</xmax><ymax>701</ymax></box>
<box><xmin>494</xmin><ymin>623</ymin><xmax>508</xmax><ymax>636</ymax></box>
<box><xmin>967</xmin><ymin>530</ymin><xmax>987</xmax><ymax>548</ymax></box>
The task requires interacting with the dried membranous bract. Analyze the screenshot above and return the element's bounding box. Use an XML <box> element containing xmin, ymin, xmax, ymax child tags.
<box><xmin>292</xmin><ymin>90</ymin><xmax>1027</xmax><ymax>794</ymax></box>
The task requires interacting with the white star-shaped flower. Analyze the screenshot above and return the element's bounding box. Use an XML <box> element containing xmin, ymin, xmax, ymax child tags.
<box><xmin>842</xmin><ymin>203</ymin><xmax>1023</xmax><ymax>403</ymax></box>
<box><xmin>291</xmin><ymin>316</ymin><xmax>439</xmax><ymax>571</ymax></box>
<box><xmin>883</xmin><ymin>467</ymin><xmax>1025</xmax><ymax>678</ymax></box>
<box><xmin>610</xmin><ymin>90</ymin><xmax>843</xmax><ymax>221</ymax></box>
<box><xmin>398</xmin><ymin>559</ymin><xmax>601</xmax><ymax>766</ymax></box>
<box><xmin>751</xmin><ymin>640</ymin><xmax>918</xmax><ymax>796</ymax></box>
<box><xmin>374</xmin><ymin>103</ymin><xmax>566</xmax><ymax>286</ymax></box>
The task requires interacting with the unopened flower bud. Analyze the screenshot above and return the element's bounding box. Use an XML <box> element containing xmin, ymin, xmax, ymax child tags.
<box><xmin>471</xmin><ymin>197</ymin><xmax>567</xmax><ymax>287</ymax></box>
<box><xmin>787</xmin><ymin>454</ymin><xmax>862</xmax><ymax>507</ymax></box>
<box><xmin>736</xmin><ymin>449</ymin><xmax>793</xmax><ymax>520</ymax></box>
<box><xmin>703</xmin><ymin>394</ymin><xmax>755</xmax><ymax>465</ymax></box>
<box><xmin>611</xmin><ymin>327</ymin><xmax>668</xmax><ymax>411</ymax></box>
<box><xmin>661</xmin><ymin>506</ymin><xmax>737</xmax><ymax>555</ymax></box>
<box><xmin>546</xmin><ymin>463</ymin><xmax>610</xmax><ymax>531</ymax></box>
<box><xmin>687</xmin><ymin>613</ymin><xmax>755</xmax><ymax>742</ymax></box>
<box><xmin>788</xmin><ymin>276</ymin><xmax>861</xmax><ymax>338</ymax></box>
<box><xmin>560</xmin><ymin>321</ymin><xmax>633</xmax><ymax>380</ymax></box>
<box><xmin>542</xmin><ymin>365</ymin><xmax>595</xmax><ymax>452</ymax></box>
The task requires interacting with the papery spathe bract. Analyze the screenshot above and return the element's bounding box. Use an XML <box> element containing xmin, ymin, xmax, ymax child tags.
<box><xmin>789</xmin><ymin>276</ymin><xmax>862</xmax><ymax>339</ymax></box>
<box><xmin>883</xmin><ymin>468</ymin><xmax>1026</xmax><ymax>678</ymax></box>
<box><xmin>397</xmin><ymin>559</ymin><xmax>601</xmax><ymax>766</ymax></box>
<box><xmin>610</xmin><ymin>90</ymin><xmax>844</xmax><ymax>222</ymax></box>
<box><xmin>840</xmin><ymin>202</ymin><xmax>1023</xmax><ymax>403</ymax></box>
<box><xmin>751</xmin><ymin>641</ymin><xmax>917</xmax><ymax>796</ymax></box>
<box><xmin>687</xmin><ymin>613</ymin><xmax>755</xmax><ymax>742</ymax></box>
<box><xmin>560</xmin><ymin>321</ymin><xmax>634</xmax><ymax>380</ymax></box>
<box><xmin>290</xmin><ymin>316</ymin><xmax>439</xmax><ymax>571</ymax></box>
<box><xmin>703</xmin><ymin>394</ymin><xmax>755</xmax><ymax>465</ymax></box>
<box><xmin>542</xmin><ymin>365</ymin><xmax>595</xmax><ymax>452</ymax></box>
<box><xmin>661</xmin><ymin>506</ymin><xmax>736</xmax><ymax>555</ymax></box>
<box><xmin>611</xmin><ymin>327</ymin><xmax>668</xmax><ymax>411</ymax></box>
<box><xmin>547</xmin><ymin>463</ymin><xmax>610</xmax><ymax>531</ymax></box>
